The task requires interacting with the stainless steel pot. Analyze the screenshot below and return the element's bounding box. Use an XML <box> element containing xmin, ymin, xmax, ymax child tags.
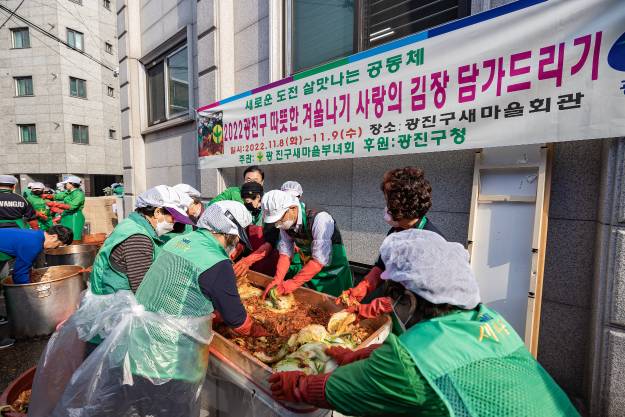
<box><xmin>1</xmin><ymin>265</ymin><xmax>86</xmax><ymax>339</ymax></box>
<box><xmin>45</xmin><ymin>244</ymin><xmax>99</xmax><ymax>268</ymax></box>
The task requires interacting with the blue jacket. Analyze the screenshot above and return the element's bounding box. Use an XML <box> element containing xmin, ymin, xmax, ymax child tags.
<box><xmin>0</xmin><ymin>229</ymin><xmax>45</xmax><ymax>284</ymax></box>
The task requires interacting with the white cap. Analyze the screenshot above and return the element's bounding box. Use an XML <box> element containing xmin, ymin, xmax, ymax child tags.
<box><xmin>197</xmin><ymin>201</ymin><xmax>252</xmax><ymax>248</ymax></box>
<box><xmin>261</xmin><ymin>190</ymin><xmax>299</xmax><ymax>223</ymax></box>
<box><xmin>30</xmin><ymin>182</ymin><xmax>45</xmax><ymax>190</ymax></box>
<box><xmin>380</xmin><ymin>229</ymin><xmax>480</xmax><ymax>309</ymax></box>
<box><xmin>173</xmin><ymin>183</ymin><xmax>201</xmax><ymax>199</ymax></box>
<box><xmin>63</xmin><ymin>175</ymin><xmax>82</xmax><ymax>185</ymax></box>
<box><xmin>56</xmin><ymin>182</ymin><xmax>64</xmax><ymax>189</ymax></box>
<box><xmin>280</xmin><ymin>181</ymin><xmax>303</xmax><ymax>199</ymax></box>
<box><xmin>136</xmin><ymin>185</ymin><xmax>191</xmax><ymax>223</ymax></box>
<box><xmin>0</xmin><ymin>175</ymin><xmax>18</xmax><ymax>185</ymax></box>
<box><xmin>27</xmin><ymin>182</ymin><xmax>34</xmax><ymax>188</ymax></box>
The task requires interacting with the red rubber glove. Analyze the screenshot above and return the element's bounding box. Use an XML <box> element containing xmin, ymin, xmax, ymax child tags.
<box><xmin>233</xmin><ymin>316</ymin><xmax>269</xmax><ymax>337</ymax></box>
<box><xmin>268</xmin><ymin>371</ymin><xmax>332</xmax><ymax>408</ymax></box>
<box><xmin>53</xmin><ymin>216</ymin><xmax>61</xmax><ymax>224</ymax></box>
<box><xmin>349</xmin><ymin>297</ymin><xmax>393</xmax><ymax>319</ymax></box>
<box><xmin>45</xmin><ymin>201</ymin><xmax>57</xmax><ymax>208</ymax></box>
<box><xmin>36</xmin><ymin>211</ymin><xmax>48</xmax><ymax>221</ymax></box>
<box><xmin>41</xmin><ymin>194</ymin><xmax>54</xmax><ymax>200</ymax></box>
<box><xmin>326</xmin><ymin>344</ymin><xmax>382</xmax><ymax>365</ymax></box>
<box><xmin>28</xmin><ymin>220</ymin><xmax>39</xmax><ymax>230</ymax></box>
<box><xmin>336</xmin><ymin>266</ymin><xmax>383</xmax><ymax>307</ymax></box>
<box><xmin>262</xmin><ymin>254</ymin><xmax>292</xmax><ymax>299</ymax></box>
<box><xmin>229</xmin><ymin>242</ymin><xmax>245</xmax><ymax>261</ymax></box>
<box><xmin>56</xmin><ymin>203</ymin><xmax>71</xmax><ymax>210</ymax></box>
<box><xmin>277</xmin><ymin>259</ymin><xmax>324</xmax><ymax>295</ymax></box>
<box><xmin>50</xmin><ymin>206</ymin><xmax>64</xmax><ymax>214</ymax></box>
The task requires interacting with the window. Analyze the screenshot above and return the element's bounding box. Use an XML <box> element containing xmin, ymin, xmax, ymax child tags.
<box><xmin>146</xmin><ymin>45</ymin><xmax>189</xmax><ymax>126</ymax></box>
<box><xmin>108</xmin><ymin>129</ymin><xmax>116</xmax><ymax>139</ymax></box>
<box><xmin>103</xmin><ymin>0</ymin><xmax>111</xmax><ymax>10</ymax></box>
<box><xmin>67</xmin><ymin>28</ymin><xmax>84</xmax><ymax>51</ymax></box>
<box><xmin>72</xmin><ymin>124</ymin><xmax>89</xmax><ymax>144</ymax></box>
<box><xmin>105</xmin><ymin>42</ymin><xmax>113</xmax><ymax>54</ymax></box>
<box><xmin>69</xmin><ymin>77</ymin><xmax>87</xmax><ymax>98</ymax></box>
<box><xmin>363</xmin><ymin>0</ymin><xmax>470</xmax><ymax>48</ymax></box>
<box><xmin>11</xmin><ymin>28</ymin><xmax>30</xmax><ymax>49</ymax></box>
<box><xmin>14</xmin><ymin>77</ymin><xmax>33</xmax><ymax>96</ymax></box>
<box><xmin>107</xmin><ymin>86</ymin><xmax>114</xmax><ymax>97</ymax></box>
<box><xmin>18</xmin><ymin>124</ymin><xmax>37</xmax><ymax>143</ymax></box>
<box><xmin>69</xmin><ymin>0</ymin><xmax>82</xmax><ymax>4</ymax></box>
<box><xmin>288</xmin><ymin>0</ymin><xmax>470</xmax><ymax>73</ymax></box>
<box><xmin>291</xmin><ymin>0</ymin><xmax>354</xmax><ymax>73</ymax></box>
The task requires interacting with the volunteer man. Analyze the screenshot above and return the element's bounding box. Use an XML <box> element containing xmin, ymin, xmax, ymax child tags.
<box><xmin>90</xmin><ymin>185</ymin><xmax>190</xmax><ymax>295</ymax></box>
<box><xmin>209</xmin><ymin>165</ymin><xmax>264</xmax><ymax>204</ymax></box>
<box><xmin>0</xmin><ymin>175</ymin><xmax>38</xmax><ymax>229</ymax></box>
<box><xmin>49</xmin><ymin>176</ymin><xmax>85</xmax><ymax>242</ymax></box>
<box><xmin>26</xmin><ymin>182</ymin><xmax>52</xmax><ymax>230</ymax></box>
<box><xmin>0</xmin><ymin>225</ymin><xmax>73</xmax><ymax>284</ymax></box>
<box><xmin>269</xmin><ymin>229</ymin><xmax>580</xmax><ymax>417</ymax></box>
<box><xmin>339</xmin><ymin>167</ymin><xmax>444</xmax><ymax>315</ymax></box>
<box><xmin>233</xmin><ymin>181</ymin><xmax>303</xmax><ymax>277</ymax></box>
<box><xmin>261</xmin><ymin>190</ymin><xmax>352</xmax><ymax>297</ymax></box>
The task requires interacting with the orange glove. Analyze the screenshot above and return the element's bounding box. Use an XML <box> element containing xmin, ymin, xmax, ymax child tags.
<box><xmin>233</xmin><ymin>315</ymin><xmax>269</xmax><ymax>337</ymax></box>
<box><xmin>45</xmin><ymin>201</ymin><xmax>58</xmax><ymax>208</ymax></box>
<box><xmin>229</xmin><ymin>242</ymin><xmax>245</xmax><ymax>261</ymax></box>
<box><xmin>268</xmin><ymin>371</ymin><xmax>332</xmax><ymax>408</ymax></box>
<box><xmin>336</xmin><ymin>266</ymin><xmax>383</xmax><ymax>307</ymax></box>
<box><xmin>56</xmin><ymin>203</ymin><xmax>71</xmax><ymax>210</ymax></box>
<box><xmin>41</xmin><ymin>194</ymin><xmax>54</xmax><ymax>200</ymax></box>
<box><xmin>262</xmin><ymin>254</ymin><xmax>292</xmax><ymax>299</ymax></box>
<box><xmin>348</xmin><ymin>297</ymin><xmax>393</xmax><ymax>319</ymax></box>
<box><xmin>53</xmin><ymin>216</ymin><xmax>61</xmax><ymax>224</ymax></box>
<box><xmin>36</xmin><ymin>211</ymin><xmax>48</xmax><ymax>221</ymax></box>
<box><xmin>28</xmin><ymin>220</ymin><xmax>39</xmax><ymax>230</ymax></box>
<box><xmin>277</xmin><ymin>259</ymin><xmax>324</xmax><ymax>295</ymax></box>
<box><xmin>50</xmin><ymin>206</ymin><xmax>64</xmax><ymax>214</ymax></box>
<box><xmin>326</xmin><ymin>344</ymin><xmax>382</xmax><ymax>365</ymax></box>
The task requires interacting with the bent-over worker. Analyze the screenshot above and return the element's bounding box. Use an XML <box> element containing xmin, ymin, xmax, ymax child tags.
<box><xmin>261</xmin><ymin>190</ymin><xmax>352</xmax><ymax>297</ymax></box>
<box><xmin>0</xmin><ymin>225</ymin><xmax>73</xmax><ymax>284</ymax></box>
<box><xmin>339</xmin><ymin>167</ymin><xmax>443</xmax><ymax>318</ymax></box>
<box><xmin>0</xmin><ymin>175</ymin><xmax>38</xmax><ymax>230</ymax></box>
<box><xmin>269</xmin><ymin>229</ymin><xmax>580</xmax><ymax>417</ymax></box>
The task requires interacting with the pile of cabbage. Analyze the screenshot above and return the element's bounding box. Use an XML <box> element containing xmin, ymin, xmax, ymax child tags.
<box><xmin>254</xmin><ymin>311</ymin><xmax>362</xmax><ymax>375</ymax></box>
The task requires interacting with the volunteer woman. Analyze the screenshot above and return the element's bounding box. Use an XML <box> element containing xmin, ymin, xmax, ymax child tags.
<box><xmin>339</xmin><ymin>167</ymin><xmax>443</xmax><ymax>314</ymax></box>
<box><xmin>261</xmin><ymin>190</ymin><xmax>352</xmax><ymax>297</ymax></box>
<box><xmin>210</xmin><ymin>165</ymin><xmax>264</xmax><ymax>204</ymax></box>
<box><xmin>51</xmin><ymin>176</ymin><xmax>85</xmax><ymax>242</ymax></box>
<box><xmin>90</xmin><ymin>185</ymin><xmax>190</xmax><ymax>295</ymax></box>
<box><xmin>234</xmin><ymin>181</ymin><xmax>303</xmax><ymax>277</ymax></box>
<box><xmin>26</xmin><ymin>182</ymin><xmax>52</xmax><ymax>230</ymax></box>
<box><xmin>157</xmin><ymin>183</ymin><xmax>201</xmax><ymax>243</ymax></box>
<box><xmin>269</xmin><ymin>229</ymin><xmax>580</xmax><ymax>417</ymax></box>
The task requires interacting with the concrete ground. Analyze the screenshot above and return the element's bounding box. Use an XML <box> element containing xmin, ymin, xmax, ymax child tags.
<box><xmin>0</xmin><ymin>295</ymin><xmax>50</xmax><ymax>394</ymax></box>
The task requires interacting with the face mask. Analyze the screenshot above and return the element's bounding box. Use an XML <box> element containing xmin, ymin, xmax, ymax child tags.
<box><xmin>384</xmin><ymin>207</ymin><xmax>400</xmax><ymax>228</ymax></box>
<box><xmin>155</xmin><ymin>219</ymin><xmax>175</xmax><ymax>236</ymax></box>
<box><xmin>244</xmin><ymin>202</ymin><xmax>261</xmax><ymax>217</ymax></box>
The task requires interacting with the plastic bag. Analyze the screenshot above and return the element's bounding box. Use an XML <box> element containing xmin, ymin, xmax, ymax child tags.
<box><xmin>29</xmin><ymin>290</ymin><xmax>213</xmax><ymax>417</ymax></box>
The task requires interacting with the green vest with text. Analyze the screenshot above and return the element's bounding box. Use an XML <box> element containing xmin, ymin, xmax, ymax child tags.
<box><xmin>399</xmin><ymin>305</ymin><xmax>580</xmax><ymax>417</ymax></box>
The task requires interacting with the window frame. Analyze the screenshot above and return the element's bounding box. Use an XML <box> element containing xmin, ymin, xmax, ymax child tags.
<box><xmin>108</xmin><ymin>129</ymin><xmax>116</xmax><ymax>139</ymax></box>
<box><xmin>286</xmin><ymin>0</ymin><xmax>471</xmax><ymax>75</ymax></box>
<box><xmin>11</xmin><ymin>27</ymin><xmax>30</xmax><ymax>49</ymax></box>
<box><xmin>103</xmin><ymin>0</ymin><xmax>111</xmax><ymax>10</ymax></box>
<box><xmin>107</xmin><ymin>86</ymin><xmax>114</xmax><ymax>97</ymax></box>
<box><xmin>145</xmin><ymin>43</ymin><xmax>190</xmax><ymax>126</ymax></box>
<box><xmin>72</xmin><ymin>124</ymin><xmax>89</xmax><ymax>144</ymax></box>
<box><xmin>18</xmin><ymin>124</ymin><xmax>37</xmax><ymax>144</ymax></box>
<box><xmin>69</xmin><ymin>0</ymin><xmax>83</xmax><ymax>5</ymax></box>
<box><xmin>67</xmin><ymin>28</ymin><xmax>85</xmax><ymax>51</ymax></box>
<box><xmin>105</xmin><ymin>42</ymin><xmax>113</xmax><ymax>54</ymax></box>
<box><xmin>14</xmin><ymin>76</ymin><xmax>34</xmax><ymax>97</ymax></box>
<box><xmin>69</xmin><ymin>76</ymin><xmax>87</xmax><ymax>99</ymax></box>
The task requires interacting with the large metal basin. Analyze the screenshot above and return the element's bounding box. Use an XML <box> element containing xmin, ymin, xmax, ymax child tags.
<box><xmin>1</xmin><ymin>265</ymin><xmax>86</xmax><ymax>339</ymax></box>
<box><xmin>45</xmin><ymin>244</ymin><xmax>98</xmax><ymax>268</ymax></box>
<box><xmin>209</xmin><ymin>270</ymin><xmax>392</xmax><ymax>414</ymax></box>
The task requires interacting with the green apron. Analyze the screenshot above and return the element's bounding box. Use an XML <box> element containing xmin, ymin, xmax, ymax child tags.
<box><xmin>133</xmin><ymin>229</ymin><xmax>225</xmax><ymax>382</ymax></box>
<box><xmin>27</xmin><ymin>194</ymin><xmax>52</xmax><ymax>230</ymax></box>
<box><xmin>161</xmin><ymin>223</ymin><xmax>195</xmax><ymax>243</ymax></box>
<box><xmin>285</xmin><ymin>205</ymin><xmax>352</xmax><ymax>297</ymax></box>
<box><xmin>56</xmin><ymin>188</ymin><xmax>85</xmax><ymax>241</ymax></box>
<box><xmin>400</xmin><ymin>305</ymin><xmax>579</xmax><ymax>417</ymax></box>
<box><xmin>90</xmin><ymin>212</ymin><xmax>163</xmax><ymax>295</ymax></box>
